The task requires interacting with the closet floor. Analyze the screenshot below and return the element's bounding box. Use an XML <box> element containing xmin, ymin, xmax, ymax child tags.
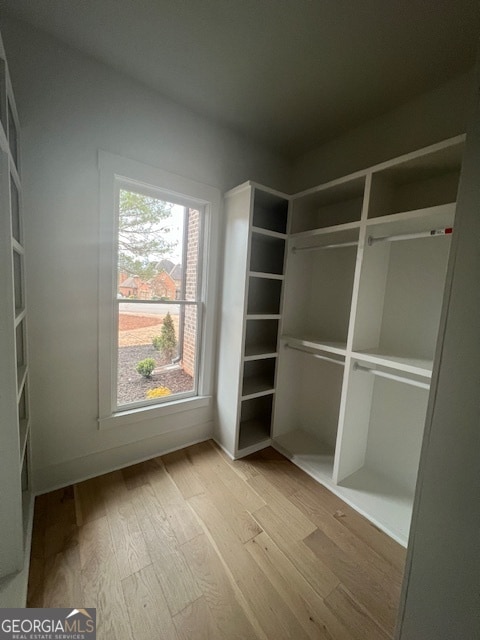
<box><xmin>27</xmin><ymin>440</ymin><xmax>406</xmax><ymax>639</ymax></box>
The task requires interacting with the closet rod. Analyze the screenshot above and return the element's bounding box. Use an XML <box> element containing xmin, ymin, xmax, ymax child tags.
<box><xmin>285</xmin><ymin>343</ymin><xmax>345</xmax><ymax>366</ymax></box>
<box><xmin>292</xmin><ymin>240</ymin><xmax>357</xmax><ymax>253</ymax></box>
<box><xmin>353</xmin><ymin>362</ymin><xmax>430</xmax><ymax>390</ymax></box>
<box><xmin>368</xmin><ymin>227</ymin><xmax>453</xmax><ymax>246</ymax></box>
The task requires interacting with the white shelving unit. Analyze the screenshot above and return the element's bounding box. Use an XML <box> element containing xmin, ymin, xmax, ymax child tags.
<box><xmin>0</xmin><ymin>31</ymin><xmax>33</xmax><ymax>603</ymax></box>
<box><xmin>215</xmin><ymin>182</ymin><xmax>289</xmax><ymax>457</ymax></box>
<box><xmin>217</xmin><ymin>135</ymin><xmax>465</xmax><ymax>546</ymax></box>
<box><xmin>273</xmin><ymin>135</ymin><xmax>465</xmax><ymax>545</ymax></box>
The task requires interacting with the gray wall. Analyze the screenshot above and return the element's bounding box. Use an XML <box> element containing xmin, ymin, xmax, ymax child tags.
<box><xmin>1</xmin><ymin>17</ymin><xmax>290</xmax><ymax>492</ymax></box>
<box><xmin>396</xmin><ymin>65</ymin><xmax>480</xmax><ymax>640</ymax></box>
<box><xmin>292</xmin><ymin>71</ymin><xmax>474</xmax><ymax>190</ymax></box>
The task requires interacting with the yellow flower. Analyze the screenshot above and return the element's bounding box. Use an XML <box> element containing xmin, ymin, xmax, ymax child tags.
<box><xmin>146</xmin><ymin>386</ymin><xmax>172</xmax><ymax>399</ymax></box>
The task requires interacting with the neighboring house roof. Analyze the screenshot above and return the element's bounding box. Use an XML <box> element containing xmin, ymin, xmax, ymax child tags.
<box><xmin>156</xmin><ymin>258</ymin><xmax>175</xmax><ymax>273</ymax></box>
<box><xmin>169</xmin><ymin>264</ymin><xmax>182</xmax><ymax>281</ymax></box>
<box><xmin>119</xmin><ymin>276</ymin><xmax>138</xmax><ymax>289</ymax></box>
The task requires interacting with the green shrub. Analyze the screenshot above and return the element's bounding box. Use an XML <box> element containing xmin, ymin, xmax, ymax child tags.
<box><xmin>152</xmin><ymin>312</ymin><xmax>177</xmax><ymax>361</ymax></box>
<box><xmin>136</xmin><ymin>358</ymin><xmax>156</xmax><ymax>378</ymax></box>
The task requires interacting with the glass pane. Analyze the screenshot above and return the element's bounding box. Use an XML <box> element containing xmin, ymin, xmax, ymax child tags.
<box><xmin>117</xmin><ymin>191</ymin><xmax>203</xmax><ymax>303</ymax></box>
<box><xmin>117</xmin><ymin>302</ymin><xmax>197</xmax><ymax>407</ymax></box>
<box><xmin>8</xmin><ymin>102</ymin><xmax>18</xmax><ymax>166</ymax></box>
<box><xmin>11</xmin><ymin>175</ymin><xmax>20</xmax><ymax>243</ymax></box>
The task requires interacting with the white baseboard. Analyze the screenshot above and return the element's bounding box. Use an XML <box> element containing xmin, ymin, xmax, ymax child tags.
<box><xmin>34</xmin><ymin>421</ymin><xmax>214</xmax><ymax>495</ymax></box>
<box><xmin>0</xmin><ymin>493</ymin><xmax>35</xmax><ymax>607</ymax></box>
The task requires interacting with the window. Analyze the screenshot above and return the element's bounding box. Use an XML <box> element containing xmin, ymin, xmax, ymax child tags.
<box><xmin>98</xmin><ymin>153</ymin><xmax>220</xmax><ymax>427</ymax></box>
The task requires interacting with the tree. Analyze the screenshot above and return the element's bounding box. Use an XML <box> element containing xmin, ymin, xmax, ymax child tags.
<box><xmin>152</xmin><ymin>312</ymin><xmax>177</xmax><ymax>362</ymax></box>
<box><xmin>118</xmin><ymin>190</ymin><xmax>177</xmax><ymax>280</ymax></box>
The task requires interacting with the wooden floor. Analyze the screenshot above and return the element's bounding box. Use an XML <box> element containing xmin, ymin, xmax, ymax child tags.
<box><xmin>28</xmin><ymin>440</ymin><xmax>406</xmax><ymax>639</ymax></box>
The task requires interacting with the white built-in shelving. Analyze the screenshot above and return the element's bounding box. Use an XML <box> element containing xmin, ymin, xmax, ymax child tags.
<box><xmin>0</xmin><ymin>30</ymin><xmax>33</xmax><ymax>603</ymax></box>
<box><xmin>215</xmin><ymin>183</ymin><xmax>289</xmax><ymax>457</ymax></box>
<box><xmin>217</xmin><ymin>135</ymin><xmax>465</xmax><ymax>546</ymax></box>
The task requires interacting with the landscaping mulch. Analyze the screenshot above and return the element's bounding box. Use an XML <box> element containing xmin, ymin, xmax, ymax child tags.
<box><xmin>117</xmin><ymin>344</ymin><xmax>193</xmax><ymax>405</ymax></box>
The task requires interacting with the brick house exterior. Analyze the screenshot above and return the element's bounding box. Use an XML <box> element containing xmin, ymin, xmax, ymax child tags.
<box><xmin>182</xmin><ymin>209</ymin><xmax>199</xmax><ymax>377</ymax></box>
<box><xmin>150</xmin><ymin>270</ymin><xmax>176</xmax><ymax>300</ymax></box>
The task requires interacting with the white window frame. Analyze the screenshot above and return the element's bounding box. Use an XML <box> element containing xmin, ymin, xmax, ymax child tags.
<box><xmin>98</xmin><ymin>151</ymin><xmax>220</xmax><ymax>429</ymax></box>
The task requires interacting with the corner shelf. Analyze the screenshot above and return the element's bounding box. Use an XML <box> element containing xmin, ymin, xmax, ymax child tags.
<box><xmin>216</xmin><ymin>183</ymin><xmax>288</xmax><ymax>458</ymax></box>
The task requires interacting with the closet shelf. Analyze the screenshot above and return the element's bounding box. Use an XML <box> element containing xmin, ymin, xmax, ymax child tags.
<box><xmin>352</xmin><ymin>350</ymin><xmax>433</xmax><ymax>378</ymax></box>
<box><xmin>16</xmin><ymin>365</ymin><xmax>27</xmax><ymax>399</ymax></box>
<box><xmin>19</xmin><ymin>418</ymin><xmax>29</xmax><ymax>464</ymax></box>
<box><xmin>290</xmin><ymin>220</ymin><xmax>361</xmax><ymax>240</ymax></box>
<box><xmin>246</xmin><ymin>313</ymin><xmax>281</xmax><ymax>321</ymax></box>
<box><xmin>12</xmin><ymin>238</ymin><xmax>24</xmax><ymax>255</ymax></box>
<box><xmin>292</xmin><ymin>240</ymin><xmax>357</xmax><ymax>253</ymax></box>
<box><xmin>248</xmin><ymin>270</ymin><xmax>284</xmax><ymax>281</ymax></box>
<box><xmin>273</xmin><ymin>429</ymin><xmax>335</xmax><ymax>479</ymax></box>
<box><xmin>14</xmin><ymin>308</ymin><xmax>26</xmax><ymax>327</ymax></box>
<box><xmin>0</xmin><ymin>121</ymin><xmax>8</xmax><ymax>152</ymax></box>
<box><xmin>243</xmin><ymin>346</ymin><xmax>278</xmax><ymax>361</ymax></box>
<box><xmin>251</xmin><ymin>226</ymin><xmax>287</xmax><ymax>240</ymax></box>
<box><xmin>241</xmin><ymin>377</ymin><xmax>275</xmax><ymax>400</ymax></box>
<box><xmin>366</xmin><ymin>203</ymin><xmax>456</xmax><ymax>234</ymax></box>
<box><xmin>337</xmin><ymin>467</ymin><xmax>415</xmax><ymax>545</ymax></box>
<box><xmin>282</xmin><ymin>335</ymin><xmax>347</xmax><ymax>357</ymax></box>
<box><xmin>353</xmin><ymin>362</ymin><xmax>430</xmax><ymax>390</ymax></box>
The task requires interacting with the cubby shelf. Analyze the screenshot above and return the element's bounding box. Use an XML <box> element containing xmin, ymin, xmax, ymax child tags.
<box><xmin>238</xmin><ymin>418</ymin><xmax>271</xmax><ymax>452</ymax></box>
<box><xmin>241</xmin><ymin>381</ymin><xmax>275</xmax><ymax>400</ymax></box>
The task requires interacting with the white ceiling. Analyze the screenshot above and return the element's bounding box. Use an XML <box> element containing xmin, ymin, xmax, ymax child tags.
<box><xmin>1</xmin><ymin>0</ymin><xmax>479</xmax><ymax>158</ymax></box>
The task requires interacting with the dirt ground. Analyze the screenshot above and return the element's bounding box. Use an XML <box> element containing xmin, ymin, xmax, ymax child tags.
<box><xmin>118</xmin><ymin>313</ymin><xmax>179</xmax><ymax>347</ymax></box>
<box><xmin>117</xmin><ymin>313</ymin><xmax>191</xmax><ymax>404</ymax></box>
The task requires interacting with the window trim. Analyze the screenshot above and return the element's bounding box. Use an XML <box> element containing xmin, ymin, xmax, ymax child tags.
<box><xmin>98</xmin><ymin>151</ymin><xmax>220</xmax><ymax>429</ymax></box>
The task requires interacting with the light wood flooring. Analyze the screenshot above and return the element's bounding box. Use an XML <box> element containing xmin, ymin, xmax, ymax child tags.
<box><xmin>28</xmin><ymin>440</ymin><xmax>406</xmax><ymax>639</ymax></box>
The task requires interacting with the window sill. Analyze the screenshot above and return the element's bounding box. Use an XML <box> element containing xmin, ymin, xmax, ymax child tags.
<box><xmin>98</xmin><ymin>395</ymin><xmax>212</xmax><ymax>430</ymax></box>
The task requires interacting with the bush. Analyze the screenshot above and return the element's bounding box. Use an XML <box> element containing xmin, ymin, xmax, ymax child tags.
<box><xmin>145</xmin><ymin>386</ymin><xmax>172</xmax><ymax>399</ymax></box>
<box><xmin>136</xmin><ymin>358</ymin><xmax>156</xmax><ymax>378</ymax></box>
<box><xmin>152</xmin><ymin>312</ymin><xmax>177</xmax><ymax>362</ymax></box>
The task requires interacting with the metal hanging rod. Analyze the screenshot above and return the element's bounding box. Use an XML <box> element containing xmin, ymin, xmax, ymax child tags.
<box><xmin>353</xmin><ymin>362</ymin><xmax>430</xmax><ymax>390</ymax></box>
<box><xmin>368</xmin><ymin>227</ymin><xmax>453</xmax><ymax>246</ymax></box>
<box><xmin>292</xmin><ymin>240</ymin><xmax>358</xmax><ymax>253</ymax></box>
<box><xmin>285</xmin><ymin>343</ymin><xmax>345</xmax><ymax>366</ymax></box>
